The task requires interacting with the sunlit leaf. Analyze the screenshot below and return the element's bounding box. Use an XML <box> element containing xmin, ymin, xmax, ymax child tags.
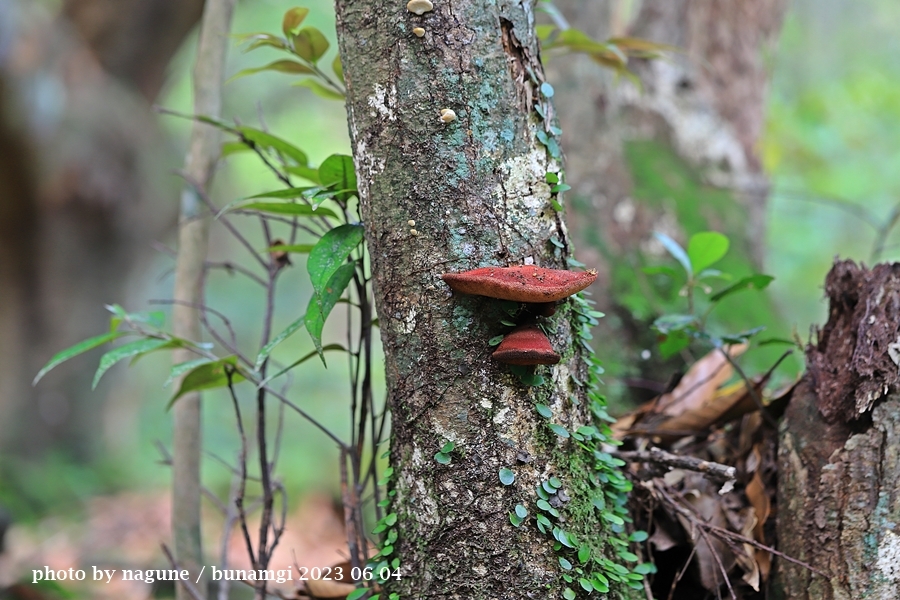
<box><xmin>687</xmin><ymin>231</ymin><xmax>729</xmax><ymax>274</ymax></box>
<box><xmin>292</xmin><ymin>27</ymin><xmax>329</xmax><ymax>63</ymax></box>
<box><xmin>93</xmin><ymin>337</ymin><xmax>178</xmax><ymax>389</ymax></box>
<box><xmin>166</xmin><ymin>358</ymin><xmax>215</xmax><ymax>388</ymax></box>
<box><xmin>282</xmin><ymin>7</ymin><xmax>310</xmax><ymax>37</ymax></box>
<box><xmin>653</xmin><ymin>231</ymin><xmax>692</xmax><ymax>277</ymax></box>
<box><xmin>33</xmin><ymin>332</ymin><xmax>123</xmax><ymax>385</ymax></box>
<box><xmin>246</xmin><ymin>187</ymin><xmax>317</xmax><ymax>200</ymax></box>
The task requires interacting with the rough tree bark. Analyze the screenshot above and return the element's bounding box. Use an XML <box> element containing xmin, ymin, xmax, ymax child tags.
<box><xmin>0</xmin><ymin>0</ymin><xmax>202</xmax><ymax>466</ymax></box>
<box><xmin>548</xmin><ymin>0</ymin><xmax>790</xmax><ymax>400</ymax></box>
<box><xmin>334</xmin><ymin>0</ymin><xmax>637</xmax><ymax>598</ymax></box>
<box><xmin>777</xmin><ymin>260</ymin><xmax>900</xmax><ymax>599</ymax></box>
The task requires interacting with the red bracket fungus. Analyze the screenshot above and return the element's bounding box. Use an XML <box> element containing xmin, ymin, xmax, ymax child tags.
<box><xmin>441</xmin><ymin>265</ymin><xmax>597</xmax><ymax>303</ymax></box>
<box><xmin>492</xmin><ymin>324</ymin><xmax>560</xmax><ymax>365</ymax></box>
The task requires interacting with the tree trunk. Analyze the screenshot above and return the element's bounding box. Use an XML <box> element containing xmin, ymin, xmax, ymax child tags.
<box><xmin>548</xmin><ymin>0</ymin><xmax>790</xmax><ymax>403</ymax></box>
<box><xmin>334</xmin><ymin>0</ymin><xmax>639</xmax><ymax>597</ymax></box>
<box><xmin>777</xmin><ymin>260</ymin><xmax>900</xmax><ymax>599</ymax></box>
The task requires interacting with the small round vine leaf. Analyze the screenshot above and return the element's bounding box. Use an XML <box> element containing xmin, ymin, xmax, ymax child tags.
<box><xmin>629</xmin><ymin>530</ymin><xmax>649</xmax><ymax>543</ymax></box>
<box><xmin>509</xmin><ymin>513</ymin><xmax>523</xmax><ymax>527</ymax></box>
<box><xmin>549</xmin><ymin>423</ymin><xmax>570</xmax><ymax>438</ymax></box>
<box><xmin>549</xmin><ymin>476</ymin><xmax>562</xmax><ymax>488</ymax></box>
<box><xmin>499</xmin><ymin>468</ymin><xmax>516</xmax><ymax>485</ymax></box>
<box><xmin>558</xmin><ymin>557</ymin><xmax>572</xmax><ymax>570</ymax></box>
<box><xmin>535</xmin><ymin>403</ymin><xmax>552</xmax><ymax>418</ymax></box>
<box><xmin>515</xmin><ymin>504</ymin><xmax>528</xmax><ymax>519</ymax></box>
<box><xmin>563</xmin><ymin>588</ymin><xmax>576</xmax><ymax>600</ymax></box>
<box><xmin>434</xmin><ymin>452</ymin><xmax>451</xmax><ymax>465</ymax></box>
<box><xmin>441</xmin><ymin>441</ymin><xmax>455</xmax><ymax>453</ymax></box>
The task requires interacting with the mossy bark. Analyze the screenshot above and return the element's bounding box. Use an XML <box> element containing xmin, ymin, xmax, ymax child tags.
<box><xmin>334</xmin><ymin>0</ymin><xmax>638</xmax><ymax>597</ymax></box>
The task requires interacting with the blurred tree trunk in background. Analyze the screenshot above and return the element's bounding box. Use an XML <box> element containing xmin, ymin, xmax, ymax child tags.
<box><xmin>549</xmin><ymin>0</ymin><xmax>790</xmax><ymax>405</ymax></box>
<box><xmin>0</xmin><ymin>0</ymin><xmax>201</xmax><ymax>479</ymax></box>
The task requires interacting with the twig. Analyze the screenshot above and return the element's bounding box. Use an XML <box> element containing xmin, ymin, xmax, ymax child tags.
<box><xmin>226</xmin><ymin>372</ymin><xmax>258</xmax><ymax>569</ymax></box>
<box><xmin>614</xmin><ymin>447</ymin><xmax>736</xmax><ymax>484</ymax></box>
<box><xmin>161</xmin><ymin>543</ymin><xmax>206</xmax><ymax>600</ymax></box>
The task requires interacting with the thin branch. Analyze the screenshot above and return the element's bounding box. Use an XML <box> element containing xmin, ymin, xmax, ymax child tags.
<box><xmin>614</xmin><ymin>447</ymin><xmax>736</xmax><ymax>484</ymax></box>
<box><xmin>161</xmin><ymin>544</ymin><xmax>206</xmax><ymax>600</ymax></box>
<box><xmin>226</xmin><ymin>371</ymin><xmax>258</xmax><ymax>569</ymax></box>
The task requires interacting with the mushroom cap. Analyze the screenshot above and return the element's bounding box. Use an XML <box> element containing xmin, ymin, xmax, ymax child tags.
<box><xmin>406</xmin><ymin>0</ymin><xmax>434</xmax><ymax>15</ymax></box>
<box><xmin>442</xmin><ymin>266</ymin><xmax>597</xmax><ymax>303</ymax></box>
<box><xmin>492</xmin><ymin>324</ymin><xmax>560</xmax><ymax>365</ymax></box>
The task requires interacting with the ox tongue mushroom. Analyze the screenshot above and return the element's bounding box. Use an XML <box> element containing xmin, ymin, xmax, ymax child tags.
<box><xmin>441</xmin><ymin>265</ymin><xmax>597</xmax><ymax>303</ymax></box>
<box><xmin>492</xmin><ymin>324</ymin><xmax>560</xmax><ymax>365</ymax></box>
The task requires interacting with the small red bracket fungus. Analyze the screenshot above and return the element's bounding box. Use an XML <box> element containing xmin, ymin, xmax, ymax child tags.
<box><xmin>492</xmin><ymin>324</ymin><xmax>560</xmax><ymax>365</ymax></box>
<box><xmin>441</xmin><ymin>265</ymin><xmax>597</xmax><ymax>303</ymax></box>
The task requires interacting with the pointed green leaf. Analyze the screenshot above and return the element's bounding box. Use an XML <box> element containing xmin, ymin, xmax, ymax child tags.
<box><xmin>34</xmin><ymin>332</ymin><xmax>123</xmax><ymax>385</ymax></box>
<box><xmin>246</xmin><ymin>186</ymin><xmax>316</xmax><ymax>200</ymax></box>
<box><xmin>306</xmin><ymin>262</ymin><xmax>357</xmax><ymax>359</ymax></box>
<box><xmin>282</xmin><ymin>7</ymin><xmax>310</xmax><ymax>36</ymax></box>
<box><xmin>93</xmin><ymin>337</ymin><xmax>177</xmax><ymax>389</ymax></box>
<box><xmin>292</xmin><ymin>27</ymin><xmax>329</xmax><ymax>63</ymax></box>
<box><xmin>687</xmin><ymin>231</ymin><xmax>729</xmax><ymax>274</ymax></box>
<box><xmin>318</xmin><ymin>154</ymin><xmax>357</xmax><ymax>202</ymax></box>
<box><xmin>710</xmin><ymin>273</ymin><xmax>775</xmax><ymax>302</ymax></box>
<box><xmin>168</xmin><ymin>356</ymin><xmax>244</xmax><ymax>408</ymax></box>
<box><xmin>256</xmin><ymin>316</ymin><xmax>305</xmax><ymax>368</ymax></box>
<box><xmin>267</xmin><ymin>243</ymin><xmax>315</xmax><ymax>254</ymax></box>
<box><xmin>221</xmin><ymin>141</ymin><xmax>250</xmax><ymax>157</ymax></box>
<box><xmin>654</xmin><ymin>231</ymin><xmax>692</xmax><ymax>277</ymax></box>
<box><xmin>262</xmin><ymin>344</ymin><xmax>347</xmax><ymax>384</ymax></box>
<box><xmin>308</xmin><ymin>224</ymin><xmax>364</xmax><ymax>298</ymax></box>
<box><xmin>293</xmin><ymin>78</ymin><xmax>345</xmax><ymax>100</ymax></box>
<box><xmin>346</xmin><ymin>589</ymin><xmax>367</xmax><ymax>600</ymax></box>
<box><xmin>229</xmin><ymin>59</ymin><xmax>315</xmax><ymax>82</ymax></box>
<box><xmin>237</xmin><ymin>127</ymin><xmax>308</xmax><ymax>166</ymax></box>
<box><xmin>549</xmin><ymin>423</ymin><xmax>570</xmax><ymax>438</ymax></box>
<box><xmin>166</xmin><ymin>358</ymin><xmax>215</xmax><ymax>388</ymax></box>
<box><xmin>535</xmin><ymin>403</ymin><xmax>552</xmax><ymax>418</ymax></box>
<box><xmin>231</xmin><ymin>201</ymin><xmax>337</xmax><ymax>218</ymax></box>
<box><xmin>332</xmin><ymin>53</ymin><xmax>344</xmax><ymax>83</ymax></box>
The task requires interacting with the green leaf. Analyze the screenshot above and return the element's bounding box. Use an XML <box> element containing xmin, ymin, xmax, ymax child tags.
<box><xmin>262</xmin><ymin>344</ymin><xmax>346</xmax><ymax>383</ymax></box>
<box><xmin>221</xmin><ymin>141</ymin><xmax>250</xmax><ymax>157</ymax></box>
<box><xmin>294</xmin><ymin>78</ymin><xmax>345</xmax><ymax>100</ymax></box>
<box><xmin>306</xmin><ymin>262</ymin><xmax>357</xmax><ymax>359</ymax></box>
<box><xmin>488</xmin><ymin>335</ymin><xmax>504</xmax><ymax>346</ymax></box>
<box><xmin>633</xmin><ymin>562</ymin><xmax>656</xmax><ymax>575</ymax></box>
<box><xmin>440</xmin><ymin>441</ymin><xmax>455</xmax><ymax>453</ymax></box>
<box><xmin>653</xmin><ymin>231</ymin><xmax>692</xmax><ymax>277</ymax></box>
<box><xmin>629</xmin><ymin>530</ymin><xmax>649</xmax><ymax>543</ymax></box>
<box><xmin>549</xmin><ymin>476</ymin><xmax>562</xmax><ymax>488</ymax></box>
<box><xmin>659</xmin><ymin>330</ymin><xmax>690</xmax><ymax>358</ymax></box>
<box><xmin>332</xmin><ymin>53</ymin><xmax>344</xmax><ymax>83</ymax></box>
<box><xmin>540</xmin><ymin>82</ymin><xmax>555</xmax><ymax>98</ymax></box>
<box><xmin>93</xmin><ymin>337</ymin><xmax>176</xmax><ymax>389</ymax></box>
<box><xmin>710</xmin><ymin>274</ymin><xmax>775</xmax><ymax>302</ymax></box>
<box><xmin>292</xmin><ymin>27</ymin><xmax>330</xmax><ymax>63</ymax></box>
<box><xmin>687</xmin><ymin>231</ymin><xmax>729</xmax><ymax>274</ymax></box>
<box><xmin>559</xmin><ymin>557</ymin><xmax>572</xmax><ymax>570</ymax></box>
<box><xmin>578</xmin><ymin>545</ymin><xmax>591</xmax><ymax>564</ymax></box>
<box><xmin>33</xmin><ymin>332</ymin><xmax>123</xmax><ymax>385</ymax></box>
<box><xmin>282</xmin><ymin>7</ymin><xmax>310</xmax><ymax>36</ymax></box>
<box><xmin>318</xmin><ymin>154</ymin><xmax>357</xmax><ymax>202</ymax></box>
<box><xmin>434</xmin><ymin>452</ymin><xmax>451</xmax><ymax>465</ymax></box>
<box><xmin>236</xmin><ymin>32</ymin><xmax>288</xmax><ymax>52</ymax></box>
<box><xmin>652</xmin><ymin>314</ymin><xmax>696</xmax><ymax>334</ymax></box>
<box><xmin>286</xmin><ymin>164</ymin><xmax>322</xmax><ymax>183</ymax></box>
<box><xmin>346</xmin><ymin>589</ymin><xmax>367</xmax><ymax>600</ymax></box>
<box><xmin>536</xmin><ymin>514</ymin><xmax>552</xmax><ymax>528</ymax></box>
<box><xmin>231</xmin><ymin>201</ymin><xmax>337</xmax><ymax>218</ymax></box>
<box><xmin>268</xmin><ymin>243</ymin><xmax>315</xmax><ymax>254</ymax></box>
<box><xmin>618</xmin><ymin>551</ymin><xmax>639</xmax><ymax>562</ymax></box>
<box><xmin>499</xmin><ymin>468</ymin><xmax>516</xmax><ymax>485</ymax></box>
<box><xmin>237</xmin><ymin>127</ymin><xmax>308</xmax><ymax>166</ymax></box>
<box><xmin>229</xmin><ymin>59</ymin><xmax>315</xmax><ymax>82</ymax></box>
<box><xmin>256</xmin><ymin>316</ymin><xmax>305</xmax><ymax>368</ymax></box>
<box><xmin>308</xmin><ymin>224</ymin><xmax>364</xmax><ymax>299</ymax></box>
<box><xmin>246</xmin><ymin>187</ymin><xmax>317</xmax><ymax>200</ymax></box>
<box><xmin>166</xmin><ymin>358</ymin><xmax>215</xmax><ymax>388</ymax></box>
<box><xmin>515</xmin><ymin>504</ymin><xmax>528</xmax><ymax>519</ymax></box>
<box><xmin>563</xmin><ymin>588</ymin><xmax>576</xmax><ymax>600</ymax></box>
<box><xmin>549</xmin><ymin>423</ymin><xmax>570</xmax><ymax>438</ymax></box>
<box><xmin>168</xmin><ymin>356</ymin><xmax>245</xmax><ymax>408</ymax></box>
<box><xmin>535</xmin><ymin>403</ymin><xmax>552</xmax><ymax>418</ymax></box>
